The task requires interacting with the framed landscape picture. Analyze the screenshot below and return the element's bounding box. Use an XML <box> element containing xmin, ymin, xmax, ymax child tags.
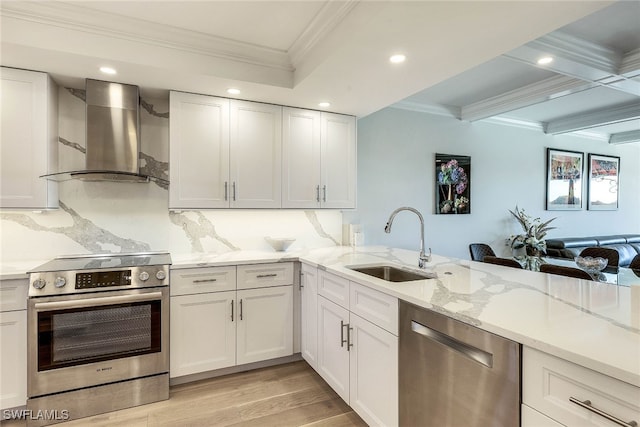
<box><xmin>546</xmin><ymin>148</ymin><xmax>583</xmax><ymax>211</ymax></box>
<box><xmin>587</xmin><ymin>153</ymin><xmax>620</xmax><ymax>210</ymax></box>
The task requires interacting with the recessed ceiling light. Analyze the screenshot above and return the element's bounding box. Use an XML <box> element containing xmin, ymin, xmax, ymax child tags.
<box><xmin>99</xmin><ymin>66</ymin><xmax>117</xmax><ymax>75</ymax></box>
<box><xmin>537</xmin><ymin>56</ymin><xmax>554</xmax><ymax>65</ymax></box>
<box><xmin>389</xmin><ymin>54</ymin><xmax>406</xmax><ymax>64</ymax></box>
<box><xmin>227</xmin><ymin>88</ymin><xmax>241</xmax><ymax>95</ymax></box>
<box><xmin>318</xmin><ymin>102</ymin><xmax>331</xmax><ymax>108</ymax></box>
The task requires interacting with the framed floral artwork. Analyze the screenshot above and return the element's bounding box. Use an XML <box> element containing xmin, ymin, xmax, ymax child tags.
<box><xmin>587</xmin><ymin>153</ymin><xmax>620</xmax><ymax>210</ymax></box>
<box><xmin>435</xmin><ymin>154</ymin><xmax>470</xmax><ymax>214</ymax></box>
<box><xmin>546</xmin><ymin>148</ymin><xmax>583</xmax><ymax>211</ymax></box>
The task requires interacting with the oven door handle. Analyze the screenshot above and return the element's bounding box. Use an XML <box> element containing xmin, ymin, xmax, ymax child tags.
<box><xmin>33</xmin><ymin>291</ymin><xmax>163</xmax><ymax>310</ymax></box>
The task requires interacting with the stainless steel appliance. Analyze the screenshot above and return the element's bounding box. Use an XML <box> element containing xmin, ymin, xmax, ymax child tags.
<box><xmin>27</xmin><ymin>252</ymin><xmax>171</xmax><ymax>426</ymax></box>
<box><xmin>399</xmin><ymin>301</ymin><xmax>521</xmax><ymax>426</ymax></box>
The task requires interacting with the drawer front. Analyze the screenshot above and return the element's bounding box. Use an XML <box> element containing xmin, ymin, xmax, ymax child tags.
<box><xmin>317</xmin><ymin>270</ymin><xmax>349</xmax><ymax>309</ymax></box>
<box><xmin>237</xmin><ymin>262</ymin><xmax>294</xmax><ymax>290</ymax></box>
<box><xmin>523</xmin><ymin>347</ymin><xmax>640</xmax><ymax>427</ymax></box>
<box><xmin>170</xmin><ymin>266</ymin><xmax>237</xmax><ymax>296</ymax></box>
<box><xmin>349</xmin><ymin>282</ymin><xmax>398</xmax><ymax>335</ymax></box>
<box><xmin>0</xmin><ymin>279</ymin><xmax>28</xmax><ymax>312</ymax></box>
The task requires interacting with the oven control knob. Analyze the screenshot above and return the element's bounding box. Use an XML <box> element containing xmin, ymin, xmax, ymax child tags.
<box><xmin>156</xmin><ymin>271</ymin><xmax>166</xmax><ymax>281</ymax></box>
<box><xmin>32</xmin><ymin>278</ymin><xmax>46</xmax><ymax>289</ymax></box>
<box><xmin>54</xmin><ymin>277</ymin><xmax>66</xmax><ymax>288</ymax></box>
<box><xmin>139</xmin><ymin>271</ymin><xmax>150</xmax><ymax>281</ymax></box>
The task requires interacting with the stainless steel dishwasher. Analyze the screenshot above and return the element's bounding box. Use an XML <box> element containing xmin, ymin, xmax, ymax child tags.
<box><xmin>399</xmin><ymin>301</ymin><xmax>521</xmax><ymax>426</ymax></box>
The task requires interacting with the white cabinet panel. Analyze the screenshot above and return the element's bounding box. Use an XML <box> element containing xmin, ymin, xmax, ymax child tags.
<box><xmin>236</xmin><ymin>285</ymin><xmax>293</xmax><ymax>365</ymax></box>
<box><xmin>317</xmin><ymin>295</ymin><xmax>350</xmax><ymax>402</ymax></box>
<box><xmin>349</xmin><ymin>313</ymin><xmax>398</xmax><ymax>427</ymax></box>
<box><xmin>0</xmin><ymin>67</ymin><xmax>58</xmax><ymax>209</ymax></box>
<box><xmin>229</xmin><ymin>100</ymin><xmax>282</xmax><ymax>208</ymax></box>
<box><xmin>300</xmin><ymin>263</ymin><xmax>318</xmax><ymax>369</ymax></box>
<box><xmin>282</xmin><ymin>108</ymin><xmax>321</xmax><ymax>208</ymax></box>
<box><xmin>170</xmin><ymin>291</ymin><xmax>236</xmax><ymax>377</ymax></box>
<box><xmin>169</xmin><ymin>91</ymin><xmax>230</xmax><ymax>209</ymax></box>
<box><xmin>320</xmin><ymin>112</ymin><xmax>356</xmax><ymax>209</ymax></box>
<box><xmin>0</xmin><ymin>310</ymin><xmax>27</xmax><ymax>409</ymax></box>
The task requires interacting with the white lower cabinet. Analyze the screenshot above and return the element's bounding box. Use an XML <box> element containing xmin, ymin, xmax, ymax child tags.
<box><xmin>300</xmin><ymin>263</ymin><xmax>319</xmax><ymax>369</ymax></box>
<box><xmin>0</xmin><ymin>278</ymin><xmax>28</xmax><ymax>409</ymax></box>
<box><xmin>170</xmin><ymin>263</ymin><xmax>293</xmax><ymax>379</ymax></box>
<box><xmin>236</xmin><ymin>286</ymin><xmax>293</xmax><ymax>365</ymax></box>
<box><xmin>315</xmin><ymin>269</ymin><xmax>399</xmax><ymax>427</ymax></box>
<box><xmin>523</xmin><ymin>346</ymin><xmax>640</xmax><ymax>427</ymax></box>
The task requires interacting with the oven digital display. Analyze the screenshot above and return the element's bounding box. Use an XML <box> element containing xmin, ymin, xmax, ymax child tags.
<box><xmin>75</xmin><ymin>270</ymin><xmax>132</xmax><ymax>289</ymax></box>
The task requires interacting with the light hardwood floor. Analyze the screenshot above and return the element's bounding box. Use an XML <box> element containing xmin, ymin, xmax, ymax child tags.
<box><xmin>1</xmin><ymin>361</ymin><xmax>367</xmax><ymax>427</ymax></box>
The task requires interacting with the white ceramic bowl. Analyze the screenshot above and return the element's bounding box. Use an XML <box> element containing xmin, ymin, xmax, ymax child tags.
<box><xmin>574</xmin><ymin>256</ymin><xmax>607</xmax><ymax>272</ymax></box>
<box><xmin>265</xmin><ymin>237</ymin><xmax>296</xmax><ymax>252</ymax></box>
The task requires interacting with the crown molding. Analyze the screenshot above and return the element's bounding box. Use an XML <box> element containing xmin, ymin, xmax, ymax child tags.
<box><xmin>288</xmin><ymin>1</ymin><xmax>359</xmax><ymax>69</ymax></box>
<box><xmin>609</xmin><ymin>129</ymin><xmax>640</xmax><ymax>145</ymax></box>
<box><xmin>0</xmin><ymin>1</ymin><xmax>292</xmax><ymax>71</ymax></box>
<box><xmin>545</xmin><ymin>102</ymin><xmax>640</xmax><ymax>135</ymax></box>
<box><xmin>460</xmin><ymin>75</ymin><xmax>593</xmax><ymax>122</ymax></box>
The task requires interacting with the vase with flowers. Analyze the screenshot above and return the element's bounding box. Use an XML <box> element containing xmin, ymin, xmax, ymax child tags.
<box><xmin>438</xmin><ymin>159</ymin><xmax>468</xmax><ymax>214</ymax></box>
<box><xmin>508</xmin><ymin>206</ymin><xmax>557</xmax><ymax>259</ymax></box>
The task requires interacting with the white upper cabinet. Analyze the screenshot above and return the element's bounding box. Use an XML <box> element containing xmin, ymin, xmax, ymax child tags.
<box><xmin>282</xmin><ymin>108</ymin><xmax>356</xmax><ymax>208</ymax></box>
<box><xmin>169</xmin><ymin>91</ymin><xmax>229</xmax><ymax>209</ymax></box>
<box><xmin>0</xmin><ymin>67</ymin><xmax>58</xmax><ymax>209</ymax></box>
<box><xmin>229</xmin><ymin>100</ymin><xmax>282</xmax><ymax>208</ymax></box>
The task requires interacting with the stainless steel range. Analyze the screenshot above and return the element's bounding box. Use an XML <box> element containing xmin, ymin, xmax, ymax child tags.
<box><xmin>26</xmin><ymin>252</ymin><xmax>171</xmax><ymax>426</ymax></box>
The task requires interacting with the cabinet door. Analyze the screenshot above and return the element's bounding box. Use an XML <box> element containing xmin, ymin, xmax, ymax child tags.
<box><xmin>229</xmin><ymin>100</ymin><xmax>282</xmax><ymax>208</ymax></box>
<box><xmin>170</xmin><ymin>291</ymin><xmax>236</xmax><ymax>377</ymax></box>
<box><xmin>282</xmin><ymin>107</ymin><xmax>321</xmax><ymax>208</ymax></box>
<box><xmin>320</xmin><ymin>113</ymin><xmax>356</xmax><ymax>208</ymax></box>
<box><xmin>0</xmin><ymin>67</ymin><xmax>58</xmax><ymax>209</ymax></box>
<box><xmin>317</xmin><ymin>295</ymin><xmax>350</xmax><ymax>402</ymax></box>
<box><xmin>0</xmin><ymin>310</ymin><xmax>27</xmax><ymax>409</ymax></box>
<box><xmin>236</xmin><ymin>286</ymin><xmax>293</xmax><ymax>365</ymax></box>
<box><xmin>300</xmin><ymin>264</ymin><xmax>319</xmax><ymax>369</ymax></box>
<box><xmin>169</xmin><ymin>91</ymin><xmax>230</xmax><ymax>209</ymax></box>
<box><xmin>349</xmin><ymin>313</ymin><xmax>398</xmax><ymax>427</ymax></box>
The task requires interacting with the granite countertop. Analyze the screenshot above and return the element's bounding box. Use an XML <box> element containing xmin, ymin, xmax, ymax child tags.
<box><xmin>3</xmin><ymin>246</ymin><xmax>638</xmax><ymax>387</ymax></box>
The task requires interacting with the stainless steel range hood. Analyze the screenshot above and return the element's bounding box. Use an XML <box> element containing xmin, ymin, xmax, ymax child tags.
<box><xmin>42</xmin><ymin>79</ymin><xmax>151</xmax><ymax>183</ymax></box>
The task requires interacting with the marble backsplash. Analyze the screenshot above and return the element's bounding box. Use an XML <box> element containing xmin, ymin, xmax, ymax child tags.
<box><xmin>0</xmin><ymin>87</ymin><xmax>343</xmax><ymax>266</ymax></box>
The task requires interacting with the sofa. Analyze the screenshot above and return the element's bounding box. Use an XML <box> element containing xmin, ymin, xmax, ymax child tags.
<box><xmin>545</xmin><ymin>234</ymin><xmax>640</xmax><ymax>268</ymax></box>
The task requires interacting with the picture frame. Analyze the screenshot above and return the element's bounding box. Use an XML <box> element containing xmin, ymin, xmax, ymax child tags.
<box><xmin>546</xmin><ymin>148</ymin><xmax>583</xmax><ymax>211</ymax></box>
<box><xmin>587</xmin><ymin>153</ymin><xmax>620</xmax><ymax>210</ymax></box>
<box><xmin>435</xmin><ymin>153</ymin><xmax>470</xmax><ymax>215</ymax></box>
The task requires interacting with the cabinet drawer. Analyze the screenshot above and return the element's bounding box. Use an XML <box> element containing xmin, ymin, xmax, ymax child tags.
<box><xmin>523</xmin><ymin>346</ymin><xmax>640</xmax><ymax>427</ymax></box>
<box><xmin>0</xmin><ymin>279</ymin><xmax>28</xmax><ymax>312</ymax></box>
<box><xmin>237</xmin><ymin>262</ymin><xmax>293</xmax><ymax>290</ymax></box>
<box><xmin>349</xmin><ymin>282</ymin><xmax>398</xmax><ymax>335</ymax></box>
<box><xmin>318</xmin><ymin>270</ymin><xmax>349</xmax><ymax>309</ymax></box>
<box><xmin>170</xmin><ymin>266</ymin><xmax>236</xmax><ymax>296</ymax></box>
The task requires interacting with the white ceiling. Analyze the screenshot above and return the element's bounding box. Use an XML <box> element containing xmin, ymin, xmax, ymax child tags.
<box><xmin>1</xmin><ymin>0</ymin><xmax>634</xmax><ymax>144</ymax></box>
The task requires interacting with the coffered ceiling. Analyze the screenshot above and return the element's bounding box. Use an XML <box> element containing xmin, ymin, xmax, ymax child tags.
<box><xmin>2</xmin><ymin>0</ymin><xmax>634</xmax><ymax>144</ymax></box>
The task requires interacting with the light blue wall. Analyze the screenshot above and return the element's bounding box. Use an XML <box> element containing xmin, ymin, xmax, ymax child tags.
<box><xmin>345</xmin><ymin>107</ymin><xmax>640</xmax><ymax>260</ymax></box>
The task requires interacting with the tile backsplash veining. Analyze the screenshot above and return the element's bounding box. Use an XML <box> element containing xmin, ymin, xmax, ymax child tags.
<box><xmin>0</xmin><ymin>86</ymin><xmax>342</xmax><ymax>266</ymax></box>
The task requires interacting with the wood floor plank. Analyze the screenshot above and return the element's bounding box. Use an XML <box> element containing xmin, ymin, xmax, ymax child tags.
<box><xmin>3</xmin><ymin>361</ymin><xmax>366</xmax><ymax>427</ymax></box>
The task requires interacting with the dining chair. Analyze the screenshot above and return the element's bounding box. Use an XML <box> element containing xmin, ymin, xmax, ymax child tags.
<box><xmin>469</xmin><ymin>243</ymin><xmax>496</xmax><ymax>262</ymax></box>
<box><xmin>630</xmin><ymin>254</ymin><xmax>640</xmax><ymax>270</ymax></box>
<box><xmin>579</xmin><ymin>247</ymin><xmax>619</xmax><ymax>267</ymax></box>
<box><xmin>483</xmin><ymin>256</ymin><xmax>523</xmax><ymax>269</ymax></box>
<box><xmin>540</xmin><ymin>264</ymin><xmax>593</xmax><ymax>280</ymax></box>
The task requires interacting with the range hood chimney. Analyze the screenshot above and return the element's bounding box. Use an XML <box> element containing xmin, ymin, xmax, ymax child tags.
<box><xmin>42</xmin><ymin>79</ymin><xmax>151</xmax><ymax>183</ymax></box>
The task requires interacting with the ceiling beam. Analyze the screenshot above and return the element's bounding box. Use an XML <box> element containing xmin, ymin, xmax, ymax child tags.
<box><xmin>460</xmin><ymin>75</ymin><xmax>595</xmax><ymax>121</ymax></box>
<box><xmin>609</xmin><ymin>129</ymin><xmax>640</xmax><ymax>145</ymax></box>
<box><xmin>544</xmin><ymin>102</ymin><xmax>640</xmax><ymax>134</ymax></box>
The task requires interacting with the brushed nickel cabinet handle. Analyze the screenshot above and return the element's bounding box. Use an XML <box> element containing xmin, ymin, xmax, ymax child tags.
<box><xmin>569</xmin><ymin>397</ymin><xmax>637</xmax><ymax>427</ymax></box>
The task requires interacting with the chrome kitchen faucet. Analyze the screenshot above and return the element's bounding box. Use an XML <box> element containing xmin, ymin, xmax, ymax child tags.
<box><xmin>384</xmin><ymin>207</ymin><xmax>432</xmax><ymax>268</ymax></box>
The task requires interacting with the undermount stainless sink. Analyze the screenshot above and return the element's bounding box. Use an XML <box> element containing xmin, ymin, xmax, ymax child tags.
<box><xmin>348</xmin><ymin>265</ymin><xmax>437</xmax><ymax>282</ymax></box>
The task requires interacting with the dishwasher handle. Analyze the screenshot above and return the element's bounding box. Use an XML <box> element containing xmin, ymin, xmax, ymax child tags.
<box><xmin>411</xmin><ymin>320</ymin><xmax>493</xmax><ymax>368</ymax></box>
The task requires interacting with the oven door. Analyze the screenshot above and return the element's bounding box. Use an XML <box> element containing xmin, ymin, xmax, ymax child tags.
<box><xmin>28</xmin><ymin>287</ymin><xmax>169</xmax><ymax>397</ymax></box>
